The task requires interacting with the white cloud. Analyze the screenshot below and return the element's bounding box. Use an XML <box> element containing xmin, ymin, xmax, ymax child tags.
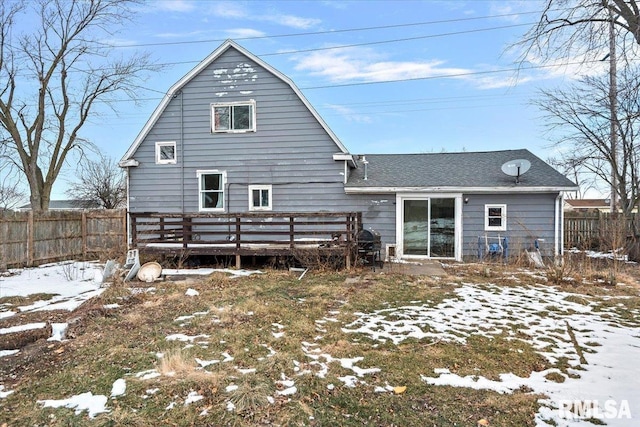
<box><xmin>521</xmin><ymin>50</ymin><xmax>610</xmax><ymax>82</ymax></box>
<box><xmin>472</xmin><ymin>73</ymin><xmax>533</xmax><ymax>90</ymax></box>
<box><xmin>265</xmin><ymin>14</ymin><xmax>321</xmax><ymax>29</ymax></box>
<box><xmin>154</xmin><ymin>30</ymin><xmax>210</xmax><ymax>39</ymax></box>
<box><xmin>224</xmin><ymin>28</ymin><xmax>266</xmax><ymax>39</ymax></box>
<box><xmin>293</xmin><ymin>47</ymin><xmax>470</xmax><ymax>83</ymax></box>
<box><xmin>489</xmin><ymin>1</ymin><xmax>540</xmax><ymax>23</ymax></box>
<box><xmin>208</xmin><ymin>2</ymin><xmax>320</xmax><ymax>29</ymax></box>
<box><xmin>209</xmin><ymin>2</ymin><xmax>247</xmax><ymax>19</ymax></box>
<box><xmin>154</xmin><ymin>0</ymin><xmax>196</xmax><ymax>13</ymax></box>
<box><xmin>325</xmin><ymin>104</ymin><xmax>373</xmax><ymax>124</ymax></box>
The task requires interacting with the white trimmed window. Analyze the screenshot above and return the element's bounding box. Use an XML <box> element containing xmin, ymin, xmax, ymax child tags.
<box><xmin>197</xmin><ymin>170</ymin><xmax>226</xmax><ymax>211</ymax></box>
<box><xmin>485</xmin><ymin>204</ymin><xmax>507</xmax><ymax>231</ymax></box>
<box><xmin>211</xmin><ymin>100</ymin><xmax>256</xmax><ymax>133</ymax></box>
<box><xmin>248</xmin><ymin>185</ymin><xmax>272</xmax><ymax>211</ymax></box>
<box><xmin>155</xmin><ymin>141</ymin><xmax>176</xmax><ymax>164</ymax></box>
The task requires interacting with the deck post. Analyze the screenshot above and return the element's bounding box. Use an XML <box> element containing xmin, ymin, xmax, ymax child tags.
<box><xmin>235</xmin><ymin>217</ymin><xmax>241</xmax><ymax>269</ymax></box>
<box><xmin>345</xmin><ymin>213</ymin><xmax>352</xmax><ymax>269</ymax></box>
<box><xmin>182</xmin><ymin>216</ymin><xmax>192</xmax><ymax>249</ymax></box>
<box><xmin>289</xmin><ymin>217</ymin><xmax>294</xmax><ymax>248</ymax></box>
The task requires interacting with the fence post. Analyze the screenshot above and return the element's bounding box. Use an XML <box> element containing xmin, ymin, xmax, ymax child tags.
<box><xmin>27</xmin><ymin>210</ymin><xmax>34</xmax><ymax>267</ymax></box>
<box><xmin>81</xmin><ymin>211</ymin><xmax>87</xmax><ymax>260</ymax></box>
<box><xmin>0</xmin><ymin>217</ymin><xmax>6</xmax><ymax>272</ymax></box>
<box><xmin>122</xmin><ymin>209</ymin><xmax>129</xmax><ymax>251</ymax></box>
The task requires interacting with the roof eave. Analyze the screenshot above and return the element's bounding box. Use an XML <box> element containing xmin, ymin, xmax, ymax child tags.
<box><xmin>333</xmin><ymin>153</ymin><xmax>357</xmax><ymax>167</ymax></box>
<box><xmin>344</xmin><ymin>185</ymin><xmax>580</xmax><ymax>194</ymax></box>
<box><xmin>118</xmin><ymin>159</ymin><xmax>139</xmax><ymax>168</ymax></box>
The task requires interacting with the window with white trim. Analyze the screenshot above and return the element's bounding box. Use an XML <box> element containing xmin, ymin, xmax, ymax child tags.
<box><xmin>485</xmin><ymin>204</ymin><xmax>507</xmax><ymax>231</ymax></box>
<box><xmin>197</xmin><ymin>170</ymin><xmax>225</xmax><ymax>211</ymax></box>
<box><xmin>211</xmin><ymin>100</ymin><xmax>256</xmax><ymax>132</ymax></box>
<box><xmin>155</xmin><ymin>141</ymin><xmax>176</xmax><ymax>164</ymax></box>
<box><xmin>248</xmin><ymin>185</ymin><xmax>272</xmax><ymax>211</ymax></box>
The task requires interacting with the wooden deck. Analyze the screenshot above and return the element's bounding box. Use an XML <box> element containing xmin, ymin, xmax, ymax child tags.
<box><xmin>129</xmin><ymin>211</ymin><xmax>362</xmax><ymax>268</ymax></box>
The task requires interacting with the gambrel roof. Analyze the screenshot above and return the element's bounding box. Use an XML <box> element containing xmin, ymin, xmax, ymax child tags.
<box><xmin>345</xmin><ymin>149</ymin><xmax>578</xmax><ymax>193</ymax></box>
<box><xmin>120</xmin><ymin>39</ymin><xmax>351</xmax><ymax>166</ymax></box>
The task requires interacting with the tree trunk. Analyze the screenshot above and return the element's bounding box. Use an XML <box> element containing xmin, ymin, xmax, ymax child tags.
<box><xmin>26</xmin><ymin>164</ymin><xmax>50</xmax><ymax>211</ymax></box>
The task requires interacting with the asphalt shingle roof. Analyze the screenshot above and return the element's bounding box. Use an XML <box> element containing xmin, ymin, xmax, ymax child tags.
<box><xmin>345</xmin><ymin>149</ymin><xmax>577</xmax><ymax>189</ymax></box>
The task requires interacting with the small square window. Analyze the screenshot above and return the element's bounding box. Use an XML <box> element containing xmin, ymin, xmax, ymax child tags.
<box><xmin>156</xmin><ymin>141</ymin><xmax>176</xmax><ymax>164</ymax></box>
<box><xmin>248</xmin><ymin>185</ymin><xmax>272</xmax><ymax>211</ymax></box>
<box><xmin>211</xmin><ymin>101</ymin><xmax>256</xmax><ymax>133</ymax></box>
<box><xmin>485</xmin><ymin>204</ymin><xmax>507</xmax><ymax>231</ymax></box>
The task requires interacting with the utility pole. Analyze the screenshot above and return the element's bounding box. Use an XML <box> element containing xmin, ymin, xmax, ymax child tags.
<box><xmin>608</xmin><ymin>1</ymin><xmax>618</xmax><ymax>214</ymax></box>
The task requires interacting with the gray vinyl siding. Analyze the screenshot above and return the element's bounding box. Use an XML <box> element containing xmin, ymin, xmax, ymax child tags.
<box><xmin>462</xmin><ymin>192</ymin><xmax>559</xmax><ymax>258</ymax></box>
<box><xmin>128</xmin><ymin>47</ymin><xmax>349</xmax><ymax>214</ymax></box>
<box><xmin>347</xmin><ymin>194</ymin><xmax>396</xmax><ymax>252</ymax></box>
<box><xmin>125</xmin><ymin>44</ymin><xmax>563</xmax><ymax>262</ymax></box>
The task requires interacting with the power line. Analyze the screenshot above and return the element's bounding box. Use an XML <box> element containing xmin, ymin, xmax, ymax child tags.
<box><xmin>260</xmin><ymin>22</ymin><xmax>533</xmax><ymax>56</ymax></box>
<box><xmin>299</xmin><ymin>60</ymin><xmax>605</xmax><ymax>90</ymax></box>
<box><xmin>330</xmin><ymin>93</ymin><xmax>531</xmax><ymax>108</ymax></box>
<box><xmin>102</xmin><ymin>21</ymin><xmax>534</xmax><ymax>70</ymax></box>
<box><xmin>323</xmin><ymin>102</ymin><xmax>529</xmax><ymax>117</ymax></box>
<box><xmin>111</xmin><ymin>9</ymin><xmax>546</xmax><ymax>49</ymax></box>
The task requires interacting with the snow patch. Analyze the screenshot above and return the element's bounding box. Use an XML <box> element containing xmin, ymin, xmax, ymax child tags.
<box><xmin>110</xmin><ymin>378</ymin><xmax>126</xmax><ymax>397</ymax></box>
<box><xmin>38</xmin><ymin>392</ymin><xmax>109</xmax><ymax>418</ymax></box>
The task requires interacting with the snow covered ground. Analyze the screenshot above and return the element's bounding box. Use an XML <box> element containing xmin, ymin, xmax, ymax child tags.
<box><xmin>1</xmin><ymin>262</ymin><xmax>639</xmax><ymax>425</ymax></box>
<box><xmin>0</xmin><ymin>261</ymin><xmax>106</xmax><ymax>320</ymax></box>
<box><xmin>342</xmin><ymin>283</ymin><xmax>640</xmax><ymax>426</ymax></box>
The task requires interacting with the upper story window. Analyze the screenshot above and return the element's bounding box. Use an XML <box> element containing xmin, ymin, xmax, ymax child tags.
<box><xmin>485</xmin><ymin>204</ymin><xmax>507</xmax><ymax>231</ymax></box>
<box><xmin>155</xmin><ymin>141</ymin><xmax>176</xmax><ymax>164</ymax></box>
<box><xmin>197</xmin><ymin>170</ymin><xmax>226</xmax><ymax>211</ymax></box>
<box><xmin>211</xmin><ymin>100</ymin><xmax>256</xmax><ymax>133</ymax></box>
<box><xmin>248</xmin><ymin>185</ymin><xmax>272</xmax><ymax>211</ymax></box>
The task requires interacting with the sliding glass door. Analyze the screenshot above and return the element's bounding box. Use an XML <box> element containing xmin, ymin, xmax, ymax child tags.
<box><xmin>402</xmin><ymin>197</ymin><xmax>456</xmax><ymax>258</ymax></box>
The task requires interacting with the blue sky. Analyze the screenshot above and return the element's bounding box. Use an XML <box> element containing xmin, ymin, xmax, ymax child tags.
<box><xmin>61</xmin><ymin>0</ymin><xmax>608</xmax><ymax>197</ymax></box>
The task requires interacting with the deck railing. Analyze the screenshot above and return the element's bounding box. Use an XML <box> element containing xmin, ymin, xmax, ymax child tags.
<box><xmin>129</xmin><ymin>211</ymin><xmax>362</xmax><ymax>268</ymax></box>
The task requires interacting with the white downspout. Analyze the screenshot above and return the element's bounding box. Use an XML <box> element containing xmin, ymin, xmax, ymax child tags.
<box><xmin>125</xmin><ymin>167</ymin><xmax>132</xmax><ymax>246</ymax></box>
<box><xmin>554</xmin><ymin>193</ymin><xmax>562</xmax><ymax>257</ymax></box>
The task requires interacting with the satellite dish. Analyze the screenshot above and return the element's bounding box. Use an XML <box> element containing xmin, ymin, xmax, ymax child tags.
<box><xmin>501</xmin><ymin>159</ymin><xmax>531</xmax><ymax>183</ymax></box>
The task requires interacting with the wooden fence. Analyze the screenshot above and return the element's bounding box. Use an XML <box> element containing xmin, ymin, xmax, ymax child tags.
<box><xmin>564</xmin><ymin>212</ymin><xmax>640</xmax><ymax>249</ymax></box>
<box><xmin>0</xmin><ymin>209</ymin><xmax>127</xmax><ymax>269</ymax></box>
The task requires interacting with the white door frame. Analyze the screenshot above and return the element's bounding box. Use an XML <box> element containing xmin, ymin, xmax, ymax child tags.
<box><xmin>395</xmin><ymin>193</ymin><xmax>463</xmax><ymax>261</ymax></box>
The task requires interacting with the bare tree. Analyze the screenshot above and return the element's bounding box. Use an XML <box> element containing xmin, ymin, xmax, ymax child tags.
<box><xmin>67</xmin><ymin>154</ymin><xmax>126</xmax><ymax>209</ymax></box>
<box><xmin>0</xmin><ymin>169</ymin><xmax>24</xmax><ymax>211</ymax></box>
<box><xmin>521</xmin><ymin>1</ymin><xmax>640</xmax><ymax>63</ymax></box>
<box><xmin>548</xmin><ymin>156</ymin><xmax>599</xmax><ymax>199</ymax></box>
<box><xmin>0</xmin><ymin>0</ymin><xmax>156</xmax><ymax>211</ymax></box>
<box><xmin>534</xmin><ymin>64</ymin><xmax>640</xmax><ymax>216</ymax></box>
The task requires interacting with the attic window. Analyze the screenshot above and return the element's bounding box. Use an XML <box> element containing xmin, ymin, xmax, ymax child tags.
<box><xmin>211</xmin><ymin>100</ymin><xmax>256</xmax><ymax>133</ymax></box>
<box><xmin>485</xmin><ymin>204</ymin><xmax>507</xmax><ymax>231</ymax></box>
<box><xmin>155</xmin><ymin>141</ymin><xmax>176</xmax><ymax>164</ymax></box>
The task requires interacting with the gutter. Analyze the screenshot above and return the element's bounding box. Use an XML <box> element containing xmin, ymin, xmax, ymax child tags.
<box><xmin>344</xmin><ymin>185</ymin><xmax>580</xmax><ymax>194</ymax></box>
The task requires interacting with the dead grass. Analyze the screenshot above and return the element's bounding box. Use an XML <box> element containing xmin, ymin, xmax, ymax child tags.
<box><xmin>0</xmin><ymin>263</ymin><xmax>638</xmax><ymax>426</ymax></box>
<box><xmin>158</xmin><ymin>347</ymin><xmax>198</xmax><ymax>376</ymax></box>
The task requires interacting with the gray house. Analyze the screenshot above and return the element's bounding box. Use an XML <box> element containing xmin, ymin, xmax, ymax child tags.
<box><xmin>120</xmin><ymin>40</ymin><xmax>577</xmax><ymax>263</ymax></box>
